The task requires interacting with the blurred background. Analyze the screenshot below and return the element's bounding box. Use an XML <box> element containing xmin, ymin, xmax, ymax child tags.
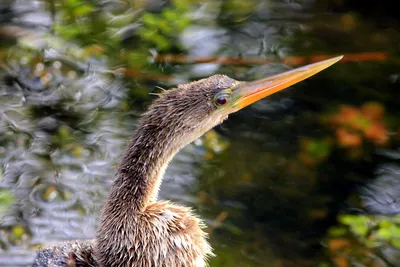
<box><xmin>1</xmin><ymin>0</ymin><xmax>400</xmax><ymax>266</ymax></box>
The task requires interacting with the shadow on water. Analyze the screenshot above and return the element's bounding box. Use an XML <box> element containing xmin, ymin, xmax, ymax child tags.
<box><xmin>1</xmin><ymin>0</ymin><xmax>400</xmax><ymax>266</ymax></box>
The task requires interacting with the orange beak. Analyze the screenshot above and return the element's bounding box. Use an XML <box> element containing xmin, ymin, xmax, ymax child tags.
<box><xmin>231</xmin><ymin>56</ymin><xmax>343</xmax><ymax>111</ymax></box>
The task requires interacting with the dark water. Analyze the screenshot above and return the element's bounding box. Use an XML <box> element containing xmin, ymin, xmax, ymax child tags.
<box><xmin>1</xmin><ymin>0</ymin><xmax>400</xmax><ymax>266</ymax></box>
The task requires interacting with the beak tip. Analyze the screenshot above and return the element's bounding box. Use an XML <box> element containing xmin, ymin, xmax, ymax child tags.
<box><xmin>326</xmin><ymin>55</ymin><xmax>343</xmax><ymax>64</ymax></box>
<box><xmin>331</xmin><ymin>55</ymin><xmax>344</xmax><ymax>63</ymax></box>
<box><xmin>315</xmin><ymin>55</ymin><xmax>343</xmax><ymax>69</ymax></box>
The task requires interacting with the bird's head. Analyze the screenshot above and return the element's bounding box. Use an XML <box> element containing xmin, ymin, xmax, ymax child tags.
<box><xmin>144</xmin><ymin>56</ymin><xmax>342</xmax><ymax>145</ymax></box>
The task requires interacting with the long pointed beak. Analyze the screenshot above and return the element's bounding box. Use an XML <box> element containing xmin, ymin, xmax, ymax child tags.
<box><xmin>231</xmin><ymin>56</ymin><xmax>343</xmax><ymax>111</ymax></box>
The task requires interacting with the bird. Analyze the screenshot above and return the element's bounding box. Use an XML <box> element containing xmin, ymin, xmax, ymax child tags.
<box><xmin>32</xmin><ymin>56</ymin><xmax>342</xmax><ymax>267</ymax></box>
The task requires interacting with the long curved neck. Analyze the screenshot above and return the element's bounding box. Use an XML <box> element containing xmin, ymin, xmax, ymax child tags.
<box><xmin>103</xmin><ymin>118</ymin><xmax>184</xmax><ymax>213</ymax></box>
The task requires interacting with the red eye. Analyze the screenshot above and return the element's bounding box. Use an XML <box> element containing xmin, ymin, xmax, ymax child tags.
<box><xmin>216</xmin><ymin>96</ymin><xmax>227</xmax><ymax>106</ymax></box>
<box><xmin>214</xmin><ymin>92</ymin><xmax>230</xmax><ymax>107</ymax></box>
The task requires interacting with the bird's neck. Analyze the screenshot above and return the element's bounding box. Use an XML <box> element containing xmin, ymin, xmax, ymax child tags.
<box><xmin>103</xmin><ymin>120</ymin><xmax>184</xmax><ymax>213</ymax></box>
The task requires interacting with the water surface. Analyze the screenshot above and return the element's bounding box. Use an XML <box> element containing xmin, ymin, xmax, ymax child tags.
<box><xmin>1</xmin><ymin>0</ymin><xmax>400</xmax><ymax>266</ymax></box>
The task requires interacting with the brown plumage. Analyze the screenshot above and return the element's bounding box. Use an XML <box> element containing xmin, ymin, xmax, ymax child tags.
<box><xmin>33</xmin><ymin>56</ymin><xmax>341</xmax><ymax>266</ymax></box>
<box><xmin>33</xmin><ymin>75</ymin><xmax>236</xmax><ymax>267</ymax></box>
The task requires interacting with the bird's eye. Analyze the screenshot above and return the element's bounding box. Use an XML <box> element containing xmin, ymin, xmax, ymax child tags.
<box><xmin>216</xmin><ymin>96</ymin><xmax>227</xmax><ymax>105</ymax></box>
<box><xmin>214</xmin><ymin>92</ymin><xmax>230</xmax><ymax>107</ymax></box>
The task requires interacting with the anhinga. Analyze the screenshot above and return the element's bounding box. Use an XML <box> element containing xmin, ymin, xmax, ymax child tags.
<box><xmin>33</xmin><ymin>56</ymin><xmax>342</xmax><ymax>267</ymax></box>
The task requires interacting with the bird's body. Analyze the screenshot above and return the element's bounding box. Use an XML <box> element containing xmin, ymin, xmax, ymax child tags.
<box><xmin>33</xmin><ymin>57</ymin><xmax>342</xmax><ymax>267</ymax></box>
<box><xmin>33</xmin><ymin>202</ymin><xmax>209</xmax><ymax>267</ymax></box>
